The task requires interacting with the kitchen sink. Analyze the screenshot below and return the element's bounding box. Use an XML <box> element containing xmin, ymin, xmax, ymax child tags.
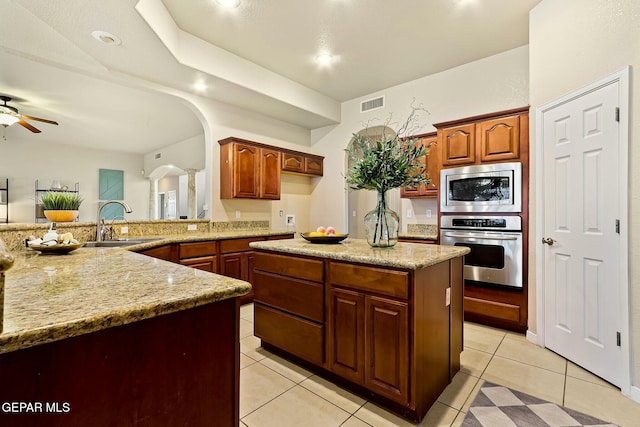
<box><xmin>84</xmin><ymin>238</ymin><xmax>163</xmax><ymax>248</ymax></box>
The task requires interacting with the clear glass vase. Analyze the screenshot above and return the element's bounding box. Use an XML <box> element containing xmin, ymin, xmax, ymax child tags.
<box><xmin>364</xmin><ymin>191</ymin><xmax>399</xmax><ymax>247</ymax></box>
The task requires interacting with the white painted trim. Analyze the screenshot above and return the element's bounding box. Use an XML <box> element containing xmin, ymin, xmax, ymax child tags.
<box><xmin>535</xmin><ymin>67</ymin><xmax>633</xmax><ymax>400</ymax></box>
<box><xmin>526</xmin><ymin>330</ymin><xmax>539</xmax><ymax>346</ymax></box>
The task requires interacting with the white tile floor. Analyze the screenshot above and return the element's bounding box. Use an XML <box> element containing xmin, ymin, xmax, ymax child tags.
<box><xmin>238</xmin><ymin>304</ymin><xmax>640</xmax><ymax>426</ymax></box>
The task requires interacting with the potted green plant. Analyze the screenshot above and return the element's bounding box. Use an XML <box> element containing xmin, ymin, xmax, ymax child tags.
<box><xmin>345</xmin><ymin>108</ymin><xmax>432</xmax><ymax>247</ymax></box>
<box><xmin>41</xmin><ymin>191</ymin><xmax>83</xmax><ymax>222</ymax></box>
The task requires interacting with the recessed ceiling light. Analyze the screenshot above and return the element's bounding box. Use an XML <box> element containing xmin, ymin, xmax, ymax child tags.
<box><xmin>315</xmin><ymin>53</ymin><xmax>334</xmax><ymax>66</ymax></box>
<box><xmin>216</xmin><ymin>0</ymin><xmax>240</xmax><ymax>8</ymax></box>
<box><xmin>91</xmin><ymin>30</ymin><xmax>122</xmax><ymax>46</ymax></box>
<box><xmin>193</xmin><ymin>81</ymin><xmax>208</xmax><ymax>92</ymax></box>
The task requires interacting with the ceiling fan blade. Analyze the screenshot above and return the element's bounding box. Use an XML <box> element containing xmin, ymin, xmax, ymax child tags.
<box><xmin>20</xmin><ymin>114</ymin><xmax>58</xmax><ymax>125</ymax></box>
<box><xmin>17</xmin><ymin>120</ymin><xmax>41</xmax><ymax>133</ymax></box>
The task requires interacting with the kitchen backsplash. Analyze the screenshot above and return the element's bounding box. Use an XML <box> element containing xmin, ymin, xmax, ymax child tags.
<box><xmin>0</xmin><ymin>220</ymin><xmax>270</xmax><ymax>253</ymax></box>
<box><xmin>406</xmin><ymin>223</ymin><xmax>438</xmax><ymax>236</ymax></box>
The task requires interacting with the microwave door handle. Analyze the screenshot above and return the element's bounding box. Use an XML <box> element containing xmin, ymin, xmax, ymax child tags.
<box><xmin>443</xmin><ymin>232</ymin><xmax>518</xmax><ymax>241</ymax></box>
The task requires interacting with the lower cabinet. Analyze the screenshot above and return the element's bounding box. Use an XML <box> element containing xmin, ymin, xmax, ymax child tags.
<box><xmin>253</xmin><ymin>250</ymin><xmax>461</xmax><ymax>421</ymax></box>
<box><xmin>328</xmin><ymin>286</ymin><xmax>409</xmax><ymax>404</ymax></box>
<box><xmin>179</xmin><ymin>241</ymin><xmax>218</xmax><ymax>273</ymax></box>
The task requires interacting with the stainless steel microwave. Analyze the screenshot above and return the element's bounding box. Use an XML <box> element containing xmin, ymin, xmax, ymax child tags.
<box><xmin>440</xmin><ymin>162</ymin><xmax>522</xmax><ymax>213</ymax></box>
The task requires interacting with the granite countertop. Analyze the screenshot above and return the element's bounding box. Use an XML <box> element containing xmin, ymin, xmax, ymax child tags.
<box><xmin>0</xmin><ymin>247</ymin><xmax>251</xmax><ymax>355</ymax></box>
<box><xmin>250</xmin><ymin>238</ymin><xmax>469</xmax><ymax>270</ymax></box>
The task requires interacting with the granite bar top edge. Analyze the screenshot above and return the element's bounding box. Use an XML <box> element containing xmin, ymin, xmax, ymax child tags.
<box><xmin>398</xmin><ymin>232</ymin><xmax>438</xmax><ymax>241</ymax></box>
<box><xmin>124</xmin><ymin>230</ymin><xmax>296</xmax><ymax>251</ymax></box>
<box><xmin>250</xmin><ymin>238</ymin><xmax>469</xmax><ymax>270</ymax></box>
<box><xmin>0</xmin><ymin>248</ymin><xmax>251</xmax><ymax>355</ymax></box>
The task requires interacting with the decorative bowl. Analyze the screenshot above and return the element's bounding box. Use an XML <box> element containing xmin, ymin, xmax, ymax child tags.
<box><xmin>300</xmin><ymin>232</ymin><xmax>348</xmax><ymax>244</ymax></box>
<box><xmin>28</xmin><ymin>242</ymin><xmax>84</xmax><ymax>254</ymax></box>
<box><xmin>43</xmin><ymin>210</ymin><xmax>79</xmax><ymax>222</ymax></box>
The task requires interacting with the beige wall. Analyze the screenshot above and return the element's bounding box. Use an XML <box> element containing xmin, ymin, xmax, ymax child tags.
<box><xmin>529</xmin><ymin>0</ymin><xmax>640</xmax><ymax>388</ymax></box>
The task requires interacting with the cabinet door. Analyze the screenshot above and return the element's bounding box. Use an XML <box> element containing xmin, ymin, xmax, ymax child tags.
<box><xmin>422</xmin><ymin>135</ymin><xmax>439</xmax><ymax>197</ymax></box>
<box><xmin>304</xmin><ymin>156</ymin><xmax>323</xmax><ymax>176</ymax></box>
<box><xmin>259</xmin><ymin>148</ymin><xmax>281</xmax><ymax>199</ymax></box>
<box><xmin>365</xmin><ymin>296</ymin><xmax>409</xmax><ymax>404</ymax></box>
<box><xmin>282</xmin><ymin>152</ymin><xmax>305</xmax><ymax>173</ymax></box>
<box><xmin>478</xmin><ymin>115</ymin><xmax>520</xmax><ymax>162</ymax></box>
<box><xmin>327</xmin><ymin>288</ymin><xmax>365</xmax><ymax>384</ymax></box>
<box><xmin>220</xmin><ymin>252</ymin><xmax>245</xmax><ymax>280</ymax></box>
<box><xmin>440</xmin><ymin>123</ymin><xmax>476</xmax><ymax>166</ymax></box>
<box><xmin>233</xmin><ymin>143</ymin><xmax>259</xmax><ymax>198</ymax></box>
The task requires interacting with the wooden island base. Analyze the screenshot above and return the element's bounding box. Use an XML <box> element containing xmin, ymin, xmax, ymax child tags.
<box><xmin>250</xmin><ymin>239</ymin><xmax>467</xmax><ymax>423</ymax></box>
<box><xmin>0</xmin><ymin>298</ymin><xmax>240</xmax><ymax>427</ymax></box>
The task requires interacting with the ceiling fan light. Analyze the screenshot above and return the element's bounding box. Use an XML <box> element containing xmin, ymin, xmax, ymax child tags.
<box><xmin>0</xmin><ymin>113</ymin><xmax>20</xmax><ymax>127</ymax></box>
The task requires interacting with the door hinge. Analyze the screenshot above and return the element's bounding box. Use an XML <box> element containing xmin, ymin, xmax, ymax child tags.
<box><xmin>617</xmin><ymin>332</ymin><xmax>621</xmax><ymax>347</ymax></box>
<box><xmin>615</xmin><ymin>107</ymin><xmax>620</xmax><ymax>122</ymax></box>
<box><xmin>616</xmin><ymin>219</ymin><xmax>620</xmax><ymax>234</ymax></box>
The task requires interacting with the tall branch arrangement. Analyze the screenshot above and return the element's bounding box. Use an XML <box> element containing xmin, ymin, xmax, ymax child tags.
<box><xmin>345</xmin><ymin>107</ymin><xmax>433</xmax><ymax>193</ymax></box>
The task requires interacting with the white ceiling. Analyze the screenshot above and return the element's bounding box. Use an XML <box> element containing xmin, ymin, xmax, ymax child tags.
<box><xmin>0</xmin><ymin>0</ymin><xmax>541</xmax><ymax>154</ymax></box>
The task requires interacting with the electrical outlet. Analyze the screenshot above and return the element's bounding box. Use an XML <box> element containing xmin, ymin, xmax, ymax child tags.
<box><xmin>352</xmin><ymin>210</ymin><xmax>357</xmax><ymax>217</ymax></box>
<box><xmin>279</xmin><ymin>210</ymin><xmax>284</xmax><ymax>217</ymax></box>
<box><xmin>407</xmin><ymin>209</ymin><xmax>413</xmax><ymax>218</ymax></box>
<box><xmin>120</xmin><ymin>226</ymin><xmax>128</xmax><ymax>234</ymax></box>
<box><xmin>187</xmin><ymin>224</ymin><xmax>197</xmax><ymax>231</ymax></box>
<box><xmin>426</xmin><ymin>209</ymin><xmax>432</xmax><ymax>218</ymax></box>
<box><xmin>235</xmin><ymin>210</ymin><xmax>240</xmax><ymax>219</ymax></box>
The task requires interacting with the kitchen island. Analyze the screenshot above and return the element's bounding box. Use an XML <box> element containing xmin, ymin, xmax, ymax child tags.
<box><xmin>249</xmin><ymin>238</ymin><xmax>469</xmax><ymax>422</ymax></box>
<box><xmin>0</xmin><ymin>246</ymin><xmax>250</xmax><ymax>426</ymax></box>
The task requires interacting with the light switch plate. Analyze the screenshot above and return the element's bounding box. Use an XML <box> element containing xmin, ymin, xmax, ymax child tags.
<box><xmin>407</xmin><ymin>209</ymin><xmax>413</xmax><ymax>218</ymax></box>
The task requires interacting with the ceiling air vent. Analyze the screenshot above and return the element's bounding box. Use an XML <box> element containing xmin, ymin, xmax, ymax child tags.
<box><xmin>360</xmin><ymin>96</ymin><xmax>385</xmax><ymax>113</ymax></box>
<box><xmin>155</xmin><ymin>152</ymin><xmax>162</xmax><ymax>159</ymax></box>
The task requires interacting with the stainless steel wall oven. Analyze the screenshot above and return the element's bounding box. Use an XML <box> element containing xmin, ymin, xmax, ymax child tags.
<box><xmin>440</xmin><ymin>215</ymin><xmax>523</xmax><ymax>289</ymax></box>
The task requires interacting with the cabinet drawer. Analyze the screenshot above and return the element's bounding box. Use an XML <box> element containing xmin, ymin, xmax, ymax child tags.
<box><xmin>464</xmin><ymin>296</ymin><xmax>520</xmax><ymax>322</ymax></box>
<box><xmin>180</xmin><ymin>255</ymin><xmax>217</xmax><ymax>273</ymax></box>
<box><xmin>255</xmin><ymin>304</ymin><xmax>324</xmax><ymax>366</ymax></box>
<box><xmin>254</xmin><ymin>270</ymin><xmax>324</xmax><ymax>322</ymax></box>
<box><xmin>139</xmin><ymin>244</ymin><xmax>174</xmax><ymax>261</ymax></box>
<box><xmin>220</xmin><ymin>237</ymin><xmax>264</xmax><ymax>253</ymax></box>
<box><xmin>179</xmin><ymin>241</ymin><xmax>217</xmax><ymax>259</ymax></box>
<box><xmin>254</xmin><ymin>252</ymin><xmax>324</xmax><ymax>283</ymax></box>
<box><xmin>329</xmin><ymin>262</ymin><xmax>409</xmax><ymax>299</ymax></box>
<box><xmin>304</xmin><ymin>156</ymin><xmax>323</xmax><ymax>175</ymax></box>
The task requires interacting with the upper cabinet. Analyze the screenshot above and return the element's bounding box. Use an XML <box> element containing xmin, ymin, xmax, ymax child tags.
<box><xmin>219</xmin><ymin>137</ymin><xmax>322</xmax><ymax>200</ymax></box>
<box><xmin>400</xmin><ymin>133</ymin><xmax>439</xmax><ymax>199</ymax></box>
<box><xmin>435</xmin><ymin>107</ymin><xmax>529</xmax><ymax>168</ymax></box>
<box><xmin>281</xmin><ymin>151</ymin><xmax>324</xmax><ymax>176</ymax></box>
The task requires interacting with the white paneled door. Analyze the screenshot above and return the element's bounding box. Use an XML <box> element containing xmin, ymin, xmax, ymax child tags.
<box><xmin>540</xmin><ymin>74</ymin><xmax>626</xmax><ymax>387</ymax></box>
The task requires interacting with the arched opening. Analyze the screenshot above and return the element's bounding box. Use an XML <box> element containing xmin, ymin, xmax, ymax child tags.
<box><xmin>345</xmin><ymin>125</ymin><xmax>401</xmax><ymax>238</ymax></box>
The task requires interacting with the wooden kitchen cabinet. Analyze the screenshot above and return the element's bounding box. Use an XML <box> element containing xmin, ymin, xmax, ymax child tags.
<box><xmin>138</xmin><ymin>243</ymin><xmax>178</xmax><ymax>263</ymax></box>
<box><xmin>281</xmin><ymin>151</ymin><xmax>324</xmax><ymax>176</ymax></box>
<box><xmin>400</xmin><ymin>133</ymin><xmax>439</xmax><ymax>198</ymax></box>
<box><xmin>259</xmin><ymin>148</ymin><xmax>281</xmax><ymax>199</ymax></box>
<box><xmin>252</xmin><ymin>247</ymin><xmax>462</xmax><ymax>421</ymax></box>
<box><xmin>436</xmin><ymin>107</ymin><xmax>528</xmax><ymax>167</ymax></box>
<box><xmin>179</xmin><ymin>241</ymin><xmax>218</xmax><ymax>272</ymax></box>
<box><xmin>219</xmin><ymin>137</ymin><xmax>281</xmax><ymax>200</ymax></box>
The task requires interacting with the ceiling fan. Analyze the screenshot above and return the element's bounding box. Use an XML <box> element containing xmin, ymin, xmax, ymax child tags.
<box><xmin>0</xmin><ymin>95</ymin><xmax>58</xmax><ymax>133</ymax></box>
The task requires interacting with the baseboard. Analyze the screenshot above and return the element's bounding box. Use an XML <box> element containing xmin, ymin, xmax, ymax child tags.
<box><xmin>526</xmin><ymin>329</ymin><xmax>539</xmax><ymax>345</ymax></box>
<box><xmin>626</xmin><ymin>385</ymin><xmax>640</xmax><ymax>404</ymax></box>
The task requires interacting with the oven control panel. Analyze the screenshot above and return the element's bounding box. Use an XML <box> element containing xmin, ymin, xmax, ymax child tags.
<box><xmin>440</xmin><ymin>215</ymin><xmax>521</xmax><ymax>232</ymax></box>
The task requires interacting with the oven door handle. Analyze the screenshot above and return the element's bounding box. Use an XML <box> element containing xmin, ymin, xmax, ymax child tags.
<box><xmin>442</xmin><ymin>232</ymin><xmax>519</xmax><ymax>241</ymax></box>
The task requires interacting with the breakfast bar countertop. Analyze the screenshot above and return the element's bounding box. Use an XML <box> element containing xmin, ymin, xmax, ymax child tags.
<box><xmin>250</xmin><ymin>237</ymin><xmax>468</xmax><ymax>270</ymax></box>
<box><xmin>0</xmin><ymin>247</ymin><xmax>251</xmax><ymax>355</ymax></box>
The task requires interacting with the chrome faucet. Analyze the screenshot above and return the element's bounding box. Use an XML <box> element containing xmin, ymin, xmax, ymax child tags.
<box><xmin>96</xmin><ymin>200</ymin><xmax>133</xmax><ymax>241</ymax></box>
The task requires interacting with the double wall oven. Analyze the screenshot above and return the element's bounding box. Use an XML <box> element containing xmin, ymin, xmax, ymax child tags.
<box><xmin>440</xmin><ymin>162</ymin><xmax>523</xmax><ymax>289</ymax></box>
